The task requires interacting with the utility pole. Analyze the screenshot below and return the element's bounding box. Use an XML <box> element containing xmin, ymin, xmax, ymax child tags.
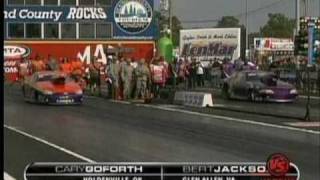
<box><xmin>169</xmin><ymin>0</ymin><xmax>173</xmax><ymax>40</ymax></box>
<box><xmin>246</xmin><ymin>0</ymin><xmax>249</xmax><ymax>51</ymax></box>
<box><xmin>304</xmin><ymin>0</ymin><xmax>308</xmax><ymax>16</ymax></box>
<box><xmin>296</xmin><ymin>0</ymin><xmax>300</xmax><ymax>33</ymax></box>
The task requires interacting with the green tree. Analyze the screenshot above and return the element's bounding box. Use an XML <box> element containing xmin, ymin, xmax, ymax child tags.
<box><xmin>153</xmin><ymin>11</ymin><xmax>163</xmax><ymax>39</ymax></box>
<box><xmin>154</xmin><ymin>11</ymin><xmax>183</xmax><ymax>47</ymax></box>
<box><xmin>260</xmin><ymin>13</ymin><xmax>295</xmax><ymax>38</ymax></box>
<box><xmin>216</xmin><ymin>16</ymin><xmax>241</xmax><ymax>28</ymax></box>
<box><xmin>171</xmin><ymin>16</ymin><xmax>183</xmax><ymax>47</ymax></box>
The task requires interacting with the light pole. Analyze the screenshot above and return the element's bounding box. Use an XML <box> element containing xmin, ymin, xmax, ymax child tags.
<box><xmin>304</xmin><ymin>0</ymin><xmax>308</xmax><ymax>16</ymax></box>
<box><xmin>169</xmin><ymin>0</ymin><xmax>173</xmax><ymax>40</ymax></box>
<box><xmin>296</xmin><ymin>0</ymin><xmax>300</xmax><ymax>33</ymax></box>
<box><xmin>246</xmin><ymin>0</ymin><xmax>249</xmax><ymax>51</ymax></box>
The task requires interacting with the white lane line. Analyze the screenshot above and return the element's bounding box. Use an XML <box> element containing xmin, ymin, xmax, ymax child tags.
<box><xmin>109</xmin><ymin>100</ymin><xmax>131</xmax><ymax>104</ymax></box>
<box><xmin>4</xmin><ymin>125</ymin><xmax>96</xmax><ymax>163</ymax></box>
<box><xmin>136</xmin><ymin>104</ymin><xmax>320</xmax><ymax>135</ymax></box>
<box><xmin>4</xmin><ymin>172</ymin><xmax>16</xmax><ymax>180</ymax></box>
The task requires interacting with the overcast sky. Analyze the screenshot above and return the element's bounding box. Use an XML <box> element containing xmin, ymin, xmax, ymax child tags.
<box><xmin>156</xmin><ymin>0</ymin><xmax>320</xmax><ymax>33</ymax></box>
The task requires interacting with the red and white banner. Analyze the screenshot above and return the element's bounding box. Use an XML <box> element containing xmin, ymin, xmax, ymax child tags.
<box><xmin>4</xmin><ymin>41</ymin><xmax>155</xmax><ymax>64</ymax></box>
<box><xmin>254</xmin><ymin>38</ymin><xmax>294</xmax><ymax>51</ymax></box>
<box><xmin>4</xmin><ymin>41</ymin><xmax>155</xmax><ymax>82</ymax></box>
<box><xmin>4</xmin><ymin>59</ymin><xmax>20</xmax><ymax>82</ymax></box>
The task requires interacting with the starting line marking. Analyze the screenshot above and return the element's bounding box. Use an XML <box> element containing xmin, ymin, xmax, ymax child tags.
<box><xmin>4</xmin><ymin>125</ymin><xmax>96</xmax><ymax>163</ymax></box>
<box><xmin>4</xmin><ymin>172</ymin><xmax>16</xmax><ymax>180</ymax></box>
<box><xmin>285</xmin><ymin>122</ymin><xmax>320</xmax><ymax>128</ymax></box>
<box><xmin>136</xmin><ymin>104</ymin><xmax>320</xmax><ymax>135</ymax></box>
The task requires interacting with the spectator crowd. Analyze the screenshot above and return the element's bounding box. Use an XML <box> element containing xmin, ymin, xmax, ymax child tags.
<box><xmin>15</xmin><ymin>54</ymin><xmax>172</xmax><ymax>101</ymax></box>
<box><xmin>11</xmin><ymin>54</ymin><xmax>320</xmax><ymax>101</ymax></box>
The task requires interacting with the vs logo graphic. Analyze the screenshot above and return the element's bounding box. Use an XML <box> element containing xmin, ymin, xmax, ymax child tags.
<box><xmin>267</xmin><ymin>153</ymin><xmax>291</xmax><ymax>177</ymax></box>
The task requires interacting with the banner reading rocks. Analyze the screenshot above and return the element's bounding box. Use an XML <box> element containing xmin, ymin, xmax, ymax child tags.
<box><xmin>180</xmin><ymin>28</ymin><xmax>241</xmax><ymax>65</ymax></box>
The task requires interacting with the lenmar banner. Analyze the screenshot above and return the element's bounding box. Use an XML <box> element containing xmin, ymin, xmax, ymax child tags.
<box><xmin>4</xmin><ymin>0</ymin><xmax>157</xmax><ymax>39</ymax></box>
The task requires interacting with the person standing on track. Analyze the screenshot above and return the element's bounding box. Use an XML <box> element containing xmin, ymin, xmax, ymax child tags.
<box><xmin>134</xmin><ymin>58</ymin><xmax>151</xmax><ymax>100</ymax></box>
<box><xmin>107</xmin><ymin>57</ymin><xmax>121</xmax><ymax>100</ymax></box>
<box><xmin>196</xmin><ymin>60</ymin><xmax>205</xmax><ymax>87</ymax></box>
<box><xmin>19</xmin><ymin>57</ymin><xmax>31</xmax><ymax>82</ymax></box>
<box><xmin>88</xmin><ymin>58</ymin><xmax>101</xmax><ymax>95</ymax></box>
<box><xmin>47</xmin><ymin>55</ymin><xmax>59</xmax><ymax>71</ymax></box>
<box><xmin>121</xmin><ymin>58</ymin><xmax>134</xmax><ymax>100</ymax></box>
<box><xmin>177</xmin><ymin>58</ymin><xmax>188</xmax><ymax>89</ymax></box>
<box><xmin>60</xmin><ymin>58</ymin><xmax>72</xmax><ymax>75</ymax></box>
<box><xmin>150</xmin><ymin>58</ymin><xmax>166</xmax><ymax>98</ymax></box>
<box><xmin>31</xmin><ymin>55</ymin><xmax>46</xmax><ymax>73</ymax></box>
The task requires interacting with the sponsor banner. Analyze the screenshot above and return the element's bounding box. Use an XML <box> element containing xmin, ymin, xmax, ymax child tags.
<box><xmin>254</xmin><ymin>38</ymin><xmax>294</xmax><ymax>51</ymax></box>
<box><xmin>4</xmin><ymin>45</ymin><xmax>31</xmax><ymax>59</ymax></box>
<box><xmin>4</xmin><ymin>6</ymin><xmax>108</xmax><ymax>22</ymax></box>
<box><xmin>114</xmin><ymin>0</ymin><xmax>153</xmax><ymax>35</ymax></box>
<box><xmin>4</xmin><ymin>42</ymin><xmax>155</xmax><ymax>65</ymax></box>
<box><xmin>4</xmin><ymin>0</ymin><xmax>157</xmax><ymax>39</ymax></box>
<box><xmin>180</xmin><ymin>28</ymin><xmax>241</xmax><ymax>66</ymax></box>
<box><xmin>4</xmin><ymin>59</ymin><xmax>20</xmax><ymax>82</ymax></box>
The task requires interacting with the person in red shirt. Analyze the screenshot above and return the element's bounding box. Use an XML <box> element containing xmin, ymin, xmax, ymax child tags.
<box><xmin>71</xmin><ymin>58</ymin><xmax>84</xmax><ymax>76</ymax></box>
<box><xmin>158</xmin><ymin>56</ymin><xmax>169</xmax><ymax>82</ymax></box>
<box><xmin>150</xmin><ymin>57</ymin><xmax>166</xmax><ymax>98</ymax></box>
<box><xmin>60</xmin><ymin>58</ymin><xmax>73</xmax><ymax>75</ymax></box>
<box><xmin>32</xmin><ymin>55</ymin><xmax>46</xmax><ymax>73</ymax></box>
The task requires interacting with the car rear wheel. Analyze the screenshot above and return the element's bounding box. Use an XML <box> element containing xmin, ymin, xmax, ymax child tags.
<box><xmin>22</xmin><ymin>86</ymin><xmax>29</xmax><ymax>102</ymax></box>
<box><xmin>222</xmin><ymin>84</ymin><xmax>231</xmax><ymax>99</ymax></box>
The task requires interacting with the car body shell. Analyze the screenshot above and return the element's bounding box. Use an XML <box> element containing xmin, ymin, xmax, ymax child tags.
<box><xmin>223</xmin><ymin>70</ymin><xmax>299</xmax><ymax>102</ymax></box>
<box><xmin>22</xmin><ymin>71</ymin><xmax>83</xmax><ymax>105</ymax></box>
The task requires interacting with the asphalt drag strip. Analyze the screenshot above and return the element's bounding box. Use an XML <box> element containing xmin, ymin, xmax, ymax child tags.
<box><xmin>4</xmin><ymin>127</ymin><xmax>90</xmax><ymax>180</ymax></box>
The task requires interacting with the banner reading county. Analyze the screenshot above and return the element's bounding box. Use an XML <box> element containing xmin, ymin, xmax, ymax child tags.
<box><xmin>180</xmin><ymin>28</ymin><xmax>241</xmax><ymax>65</ymax></box>
<box><xmin>3</xmin><ymin>0</ymin><xmax>157</xmax><ymax>39</ymax></box>
<box><xmin>4</xmin><ymin>6</ymin><xmax>109</xmax><ymax>22</ymax></box>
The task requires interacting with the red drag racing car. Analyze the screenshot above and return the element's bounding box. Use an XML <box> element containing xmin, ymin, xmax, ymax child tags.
<box><xmin>22</xmin><ymin>71</ymin><xmax>83</xmax><ymax>105</ymax></box>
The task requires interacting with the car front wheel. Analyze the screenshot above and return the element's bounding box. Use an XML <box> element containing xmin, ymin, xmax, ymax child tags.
<box><xmin>22</xmin><ymin>86</ymin><xmax>26</xmax><ymax>97</ymax></box>
<box><xmin>31</xmin><ymin>90</ymin><xmax>39</xmax><ymax>103</ymax></box>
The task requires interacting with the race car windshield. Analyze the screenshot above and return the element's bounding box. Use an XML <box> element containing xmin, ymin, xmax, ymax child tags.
<box><xmin>246</xmin><ymin>73</ymin><xmax>260</xmax><ymax>81</ymax></box>
<box><xmin>261</xmin><ymin>75</ymin><xmax>278</xmax><ymax>86</ymax></box>
<box><xmin>51</xmin><ymin>76</ymin><xmax>73</xmax><ymax>84</ymax></box>
<box><xmin>37</xmin><ymin>75</ymin><xmax>54</xmax><ymax>82</ymax></box>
